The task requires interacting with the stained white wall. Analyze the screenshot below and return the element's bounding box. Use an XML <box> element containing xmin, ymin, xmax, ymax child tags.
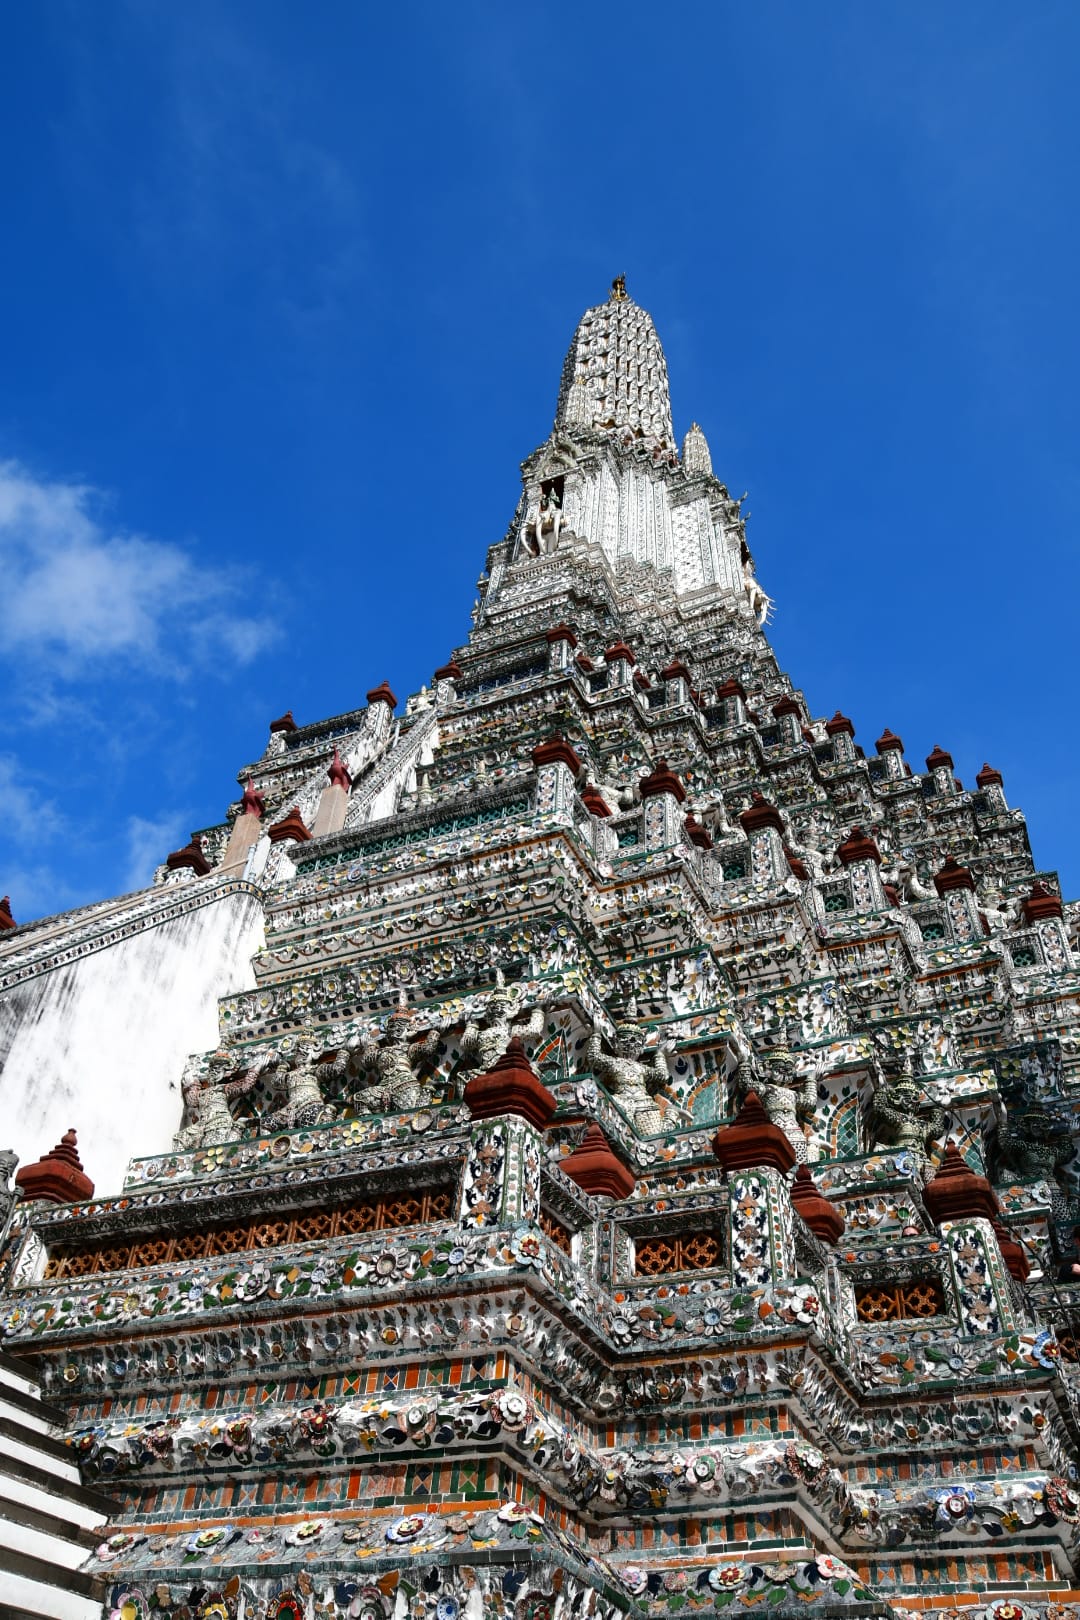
<box><xmin>0</xmin><ymin>889</ymin><xmax>264</xmax><ymax>1199</ymax></box>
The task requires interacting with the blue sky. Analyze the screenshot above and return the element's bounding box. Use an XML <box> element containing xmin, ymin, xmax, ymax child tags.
<box><xmin>2</xmin><ymin>3</ymin><xmax>1079</xmax><ymax>919</ymax></box>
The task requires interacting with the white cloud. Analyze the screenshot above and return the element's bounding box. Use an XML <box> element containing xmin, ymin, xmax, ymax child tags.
<box><xmin>0</xmin><ymin>459</ymin><xmax>277</xmax><ymax>672</ymax></box>
<box><xmin>124</xmin><ymin>814</ymin><xmax>189</xmax><ymax>893</ymax></box>
<box><xmin>0</xmin><ymin>755</ymin><xmax>64</xmax><ymax>846</ymax></box>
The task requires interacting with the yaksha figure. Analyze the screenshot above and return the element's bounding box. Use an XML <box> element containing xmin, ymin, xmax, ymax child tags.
<box><xmin>262</xmin><ymin>1043</ymin><xmax>339</xmax><ymax>1132</ymax></box>
<box><xmin>174</xmin><ymin>1048</ymin><xmax>263</xmax><ymax>1150</ymax></box>
<box><xmin>457</xmin><ymin>969</ymin><xmax>546</xmax><ymax>1074</ymax></box>
<box><xmin>995</xmin><ymin>1107</ymin><xmax>1075</xmax><ymax>1213</ymax></box>
<box><xmin>352</xmin><ymin>1001</ymin><xmax>432</xmax><ymax>1113</ymax></box>
<box><xmin>734</xmin><ymin>1027</ymin><xmax>818</xmax><ymax>1163</ymax></box>
<box><xmin>868</xmin><ymin>1042</ymin><xmax>946</xmax><ymax>1171</ymax></box>
<box><xmin>585</xmin><ymin>1005</ymin><xmax>672</xmax><ymax>1137</ymax></box>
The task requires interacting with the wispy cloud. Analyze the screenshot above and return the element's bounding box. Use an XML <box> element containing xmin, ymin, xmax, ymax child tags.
<box><xmin>124</xmin><ymin>813</ymin><xmax>188</xmax><ymax>893</ymax></box>
<box><xmin>0</xmin><ymin>459</ymin><xmax>277</xmax><ymax>675</ymax></box>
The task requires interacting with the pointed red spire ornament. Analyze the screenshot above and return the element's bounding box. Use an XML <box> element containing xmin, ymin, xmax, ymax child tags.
<box><xmin>326</xmin><ymin>749</ymin><xmax>352</xmax><ymax>792</ymax></box>
<box><xmin>926</xmin><ymin>744</ymin><xmax>954</xmax><ymax>771</ymax></box>
<box><xmin>15</xmin><ymin>1129</ymin><xmax>94</xmax><ymax>1204</ymax></box>
<box><xmin>239</xmin><ymin>780</ymin><xmax>265</xmax><ymax>818</ymax></box>
<box><xmin>790</xmin><ymin>1164</ymin><xmax>845</xmax><ymax>1243</ymax></box>
<box><xmin>581</xmin><ymin>783</ymin><xmax>612</xmax><ymax>818</ymax></box>
<box><xmin>560</xmin><ymin>1123</ymin><xmax>636</xmax><ymax>1200</ymax></box>
<box><xmin>267</xmin><ymin>806</ymin><xmax>312</xmax><ymax>844</ymax></box>
<box><xmin>739</xmin><ymin>791</ymin><xmax>784</xmax><ymax>835</ymax></box>
<box><xmin>0</xmin><ymin>895</ymin><xmax>15</xmax><ymax>930</ymax></box>
<box><xmin>639</xmin><ymin>759</ymin><xmax>687</xmax><ymax>803</ymax></box>
<box><xmin>1022</xmin><ymin>882</ymin><xmax>1064</xmax><ymax>924</ymax></box>
<box><xmin>825</xmin><ymin>711</ymin><xmax>855</xmax><ymax>737</ymax></box>
<box><xmin>976</xmin><ymin>763</ymin><xmax>1004</xmax><ymax>788</ymax></box>
<box><xmin>532</xmin><ymin>735</ymin><xmax>582</xmax><ymax>774</ymax></box>
<box><xmin>712</xmin><ymin>1091</ymin><xmax>796</xmax><ymax>1174</ymax></box>
<box><xmin>434</xmin><ymin>658</ymin><xmax>463</xmax><ymax>681</ymax></box>
<box><xmin>923</xmin><ymin>1144</ymin><xmax>999</xmax><ymax>1226</ymax></box>
<box><xmin>463</xmin><ymin>1037</ymin><xmax>556</xmax><ymax>1129</ymax></box>
<box><xmin>684</xmin><ymin>813</ymin><xmax>713</xmax><ymax>849</ymax></box>
<box><xmin>876</xmin><ymin>728</ymin><xmax>904</xmax><ymax>753</ymax></box>
<box><xmin>933</xmin><ymin>856</ymin><xmax>975</xmax><ymax>894</ymax></box>
<box><xmin>269</xmin><ymin>710</ymin><xmax>298</xmax><ymax>733</ymax></box>
<box><xmin>366</xmin><ymin>681</ymin><xmax>398</xmax><ymax>709</ymax></box>
<box><xmin>166</xmin><ymin>836</ymin><xmax>211</xmax><ymax>876</ymax></box>
<box><xmin>836</xmin><ymin>826</ymin><xmax>882</xmax><ymax>866</ymax></box>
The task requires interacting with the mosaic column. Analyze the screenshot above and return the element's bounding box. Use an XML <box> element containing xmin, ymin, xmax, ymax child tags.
<box><xmin>639</xmin><ymin>758</ymin><xmax>687</xmax><ymax>850</ymax></box>
<box><xmin>836</xmin><ymin>826</ymin><xmax>886</xmax><ymax>913</ymax></box>
<box><xmin>460</xmin><ymin>1039</ymin><xmax>556</xmax><ymax>1230</ymax></box>
<box><xmin>825</xmin><ymin>710</ymin><xmax>856</xmax><ymax>763</ymax></box>
<box><xmin>738</xmin><ymin>794</ymin><xmax>787</xmax><ymax>883</ymax></box>
<box><xmin>545</xmin><ymin>622</ymin><xmax>577</xmax><ymax>672</ymax></box>
<box><xmin>531</xmin><ymin>736</ymin><xmax>582</xmax><ymax>828</ymax></box>
<box><xmin>933</xmin><ymin>857</ymin><xmax>981</xmax><ymax>942</ymax></box>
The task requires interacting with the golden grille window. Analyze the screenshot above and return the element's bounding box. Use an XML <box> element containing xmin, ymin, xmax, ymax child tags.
<box><xmin>634</xmin><ymin>1231</ymin><xmax>723</xmax><ymax>1276</ymax></box>
<box><xmin>540</xmin><ymin>1208</ymin><xmax>573</xmax><ymax>1255</ymax></box>
<box><xmin>854</xmin><ymin>1277</ymin><xmax>944</xmax><ymax>1322</ymax></box>
<box><xmin>43</xmin><ymin>1185</ymin><xmax>455</xmax><ymax>1280</ymax></box>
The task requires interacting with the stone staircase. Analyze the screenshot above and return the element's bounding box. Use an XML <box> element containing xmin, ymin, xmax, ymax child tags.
<box><xmin>0</xmin><ymin>1346</ymin><xmax>114</xmax><ymax>1620</ymax></box>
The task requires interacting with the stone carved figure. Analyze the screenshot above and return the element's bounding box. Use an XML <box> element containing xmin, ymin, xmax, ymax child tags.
<box><xmin>741</xmin><ymin>556</ymin><xmax>773</xmax><ymax>627</ymax></box>
<box><xmin>352</xmin><ymin>1001</ymin><xmax>432</xmax><ymax>1113</ymax></box>
<box><xmin>585</xmin><ymin>1005</ymin><xmax>672</xmax><ymax>1136</ymax></box>
<box><xmin>995</xmin><ymin>1107</ymin><xmax>1074</xmax><ymax>1186</ymax></box>
<box><xmin>458</xmin><ymin>969</ymin><xmax>546</xmax><ymax>1073</ymax></box>
<box><xmin>867</xmin><ymin>1042</ymin><xmax>946</xmax><ymax>1170</ymax></box>
<box><xmin>174</xmin><ymin>1049</ymin><xmax>264</xmax><ymax>1150</ymax></box>
<box><xmin>734</xmin><ymin>1027</ymin><xmax>818</xmax><ymax>1162</ymax></box>
<box><xmin>262</xmin><ymin>1044</ymin><xmax>339</xmax><ymax>1132</ymax></box>
<box><xmin>532</xmin><ymin>484</ymin><xmax>563</xmax><ymax>555</ymax></box>
<box><xmin>0</xmin><ymin>1149</ymin><xmax>18</xmax><ymax>1229</ymax></box>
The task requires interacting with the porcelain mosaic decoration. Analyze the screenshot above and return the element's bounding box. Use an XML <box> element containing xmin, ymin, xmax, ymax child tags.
<box><xmin>4</xmin><ymin>280</ymin><xmax>1080</xmax><ymax>1620</ymax></box>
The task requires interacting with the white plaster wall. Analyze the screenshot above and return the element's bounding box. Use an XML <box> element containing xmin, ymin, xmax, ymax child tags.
<box><xmin>0</xmin><ymin>889</ymin><xmax>264</xmax><ymax>1199</ymax></box>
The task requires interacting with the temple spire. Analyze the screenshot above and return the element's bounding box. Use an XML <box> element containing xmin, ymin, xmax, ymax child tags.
<box><xmin>554</xmin><ymin>279</ymin><xmax>674</xmax><ymax>449</ymax></box>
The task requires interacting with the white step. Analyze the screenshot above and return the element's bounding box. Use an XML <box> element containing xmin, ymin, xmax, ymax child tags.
<box><xmin>0</xmin><ymin>1431</ymin><xmax>81</xmax><ymax>1485</ymax></box>
<box><xmin>0</xmin><ymin>1470</ymin><xmax>111</xmax><ymax>1533</ymax></box>
<box><xmin>0</xmin><ymin>1567</ymin><xmax>104</xmax><ymax>1620</ymax></box>
<box><xmin>0</xmin><ymin>1358</ymin><xmax>38</xmax><ymax>1399</ymax></box>
<box><xmin>0</xmin><ymin>1510</ymin><xmax>92</xmax><ymax>1570</ymax></box>
<box><xmin>0</xmin><ymin>1389</ymin><xmax>57</xmax><ymax>1437</ymax></box>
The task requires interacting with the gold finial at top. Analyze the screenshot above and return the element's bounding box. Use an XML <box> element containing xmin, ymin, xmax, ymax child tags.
<box><xmin>610</xmin><ymin>274</ymin><xmax>628</xmax><ymax>302</ymax></box>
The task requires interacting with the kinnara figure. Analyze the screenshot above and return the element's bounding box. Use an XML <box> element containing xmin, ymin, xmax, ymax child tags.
<box><xmin>867</xmin><ymin>1043</ymin><xmax>946</xmax><ymax>1170</ymax></box>
<box><xmin>585</xmin><ymin>1006</ymin><xmax>672</xmax><ymax>1137</ymax></box>
<box><xmin>173</xmin><ymin>1048</ymin><xmax>264</xmax><ymax>1150</ymax></box>
<box><xmin>533</xmin><ymin>483</ymin><xmax>563</xmax><ymax>554</ymax></box>
<box><xmin>734</xmin><ymin>1027</ymin><xmax>818</xmax><ymax>1163</ymax></box>
<box><xmin>352</xmin><ymin>1003</ymin><xmax>431</xmax><ymax>1112</ymax></box>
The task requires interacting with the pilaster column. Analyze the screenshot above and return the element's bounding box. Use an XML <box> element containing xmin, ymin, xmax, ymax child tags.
<box><xmin>875</xmin><ymin>728</ymin><xmax>907</xmax><ymax>781</ymax></box>
<box><xmin>825</xmin><ymin>710</ymin><xmax>856</xmax><ymax>764</ymax></box>
<box><xmin>1022</xmin><ymin>883</ymin><xmax>1072</xmax><ymax>970</ymax></box>
<box><xmin>715</xmin><ymin>678</ymin><xmax>747</xmax><ymax>727</ymax></box>
<box><xmin>924</xmin><ymin>1146</ymin><xmax>1019</xmax><ymax>1335</ymax></box>
<box><xmin>836</xmin><ymin>826</ymin><xmax>886</xmax><ymax>911</ymax></box>
<box><xmin>545</xmin><ymin>624</ymin><xmax>577</xmax><ymax>673</ymax></box>
<box><xmin>660</xmin><ymin>659</ymin><xmax>691</xmax><ymax>708</ymax></box>
<box><xmin>713</xmin><ymin>1094</ymin><xmax>798</xmax><ymax>1285</ymax></box>
<box><xmin>433</xmin><ymin>658</ymin><xmax>461</xmax><ymax>704</ymax></box>
<box><xmin>639</xmin><ymin>758</ymin><xmax>686</xmax><ymax>849</ymax></box>
<box><xmin>926</xmin><ymin>744</ymin><xmax>959</xmax><ymax>797</ymax></box>
<box><xmin>933</xmin><ymin>857</ymin><xmax>981</xmax><ymax>941</ymax></box>
<box><xmin>738</xmin><ymin>794</ymin><xmax>787</xmax><ymax>883</ymax></box>
<box><xmin>604</xmin><ymin>640</ymin><xmax>635</xmax><ymax>691</ymax></box>
<box><xmin>364</xmin><ymin>681</ymin><xmax>398</xmax><ymax>745</ymax></box>
<box><xmin>532</xmin><ymin>736</ymin><xmax>581</xmax><ymax>827</ymax></box>
<box><xmin>976</xmin><ymin>762</ymin><xmax>1008</xmax><ymax>813</ymax></box>
<box><xmin>771</xmin><ymin>695</ymin><xmax>802</xmax><ymax>747</ymax></box>
<box><xmin>460</xmin><ymin>1040</ymin><xmax>555</xmax><ymax>1229</ymax></box>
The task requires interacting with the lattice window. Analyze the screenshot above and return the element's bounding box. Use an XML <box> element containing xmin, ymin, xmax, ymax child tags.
<box><xmin>722</xmin><ymin>858</ymin><xmax>746</xmax><ymax>882</ymax></box>
<box><xmin>634</xmin><ymin>1231</ymin><xmax>723</xmax><ymax>1276</ymax></box>
<box><xmin>823</xmin><ymin>889</ymin><xmax>849</xmax><ymax>914</ymax></box>
<box><xmin>854</xmin><ymin>1277</ymin><xmax>945</xmax><ymax>1322</ymax></box>
<box><xmin>921</xmin><ymin>922</ymin><xmax>945</xmax><ymax>941</ymax></box>
<box><xmin>42</xmin><ymin>1180</ymin><xmax>457</xmax><ymax>1279</ymax></box>
<box><xmin>540</xmin><ymin>1208</ymin><xmax>573</xmax><ymax>1255</ymax></box>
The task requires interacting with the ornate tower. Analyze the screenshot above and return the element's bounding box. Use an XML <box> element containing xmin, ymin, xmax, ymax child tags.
<box><xmin>3</xmin><ymin>281</ymin><xmax>1080</xmax><ymax>1620</ymax></box>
